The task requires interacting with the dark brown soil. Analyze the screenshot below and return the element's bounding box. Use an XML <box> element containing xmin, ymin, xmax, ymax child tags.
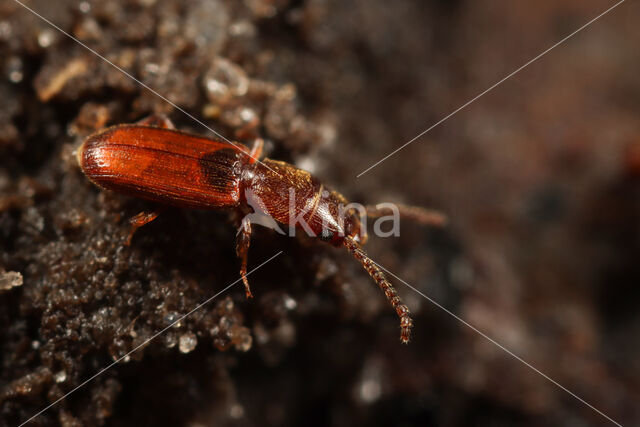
<box><xmin>1</xmin><ymin>0</ymin><xmax>638</xmax><ymax>426</ymax></box>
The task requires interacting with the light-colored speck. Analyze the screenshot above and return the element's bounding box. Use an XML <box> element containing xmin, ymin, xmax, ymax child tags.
<box><xmin>0</xmin><ymin>270</ymin><xmax>23</xmax><ymax>291</ymax></box>
<box><xmin>179</xmin><ymin>332</ymin><xmax>197</xmax><ymax>353</ymax></box>
<box><xmin>78</xmin><ymin>2</ymin><xmax>91</xmax><ymax>13</ymax></box>
<box><xmin>359</xmin><ymin>379</ymin><xmax>382</xmax><ymax>403</ymax></box>
<box><xmin>295</xmin><ymin>156</ymin><xmax>317</xmax><ymax>174</ymax></box>
<box><xmin>165</xmin><ymin>333</ymin><xmax>177</xmax><ymax>348</ymax></box>
<box><xmin>235</xmin><ymin>333</ymin><xmax>252</xmax><ymax>352</ymax></box>
<box><xmin>144</xmin><ymin>63</ymin><xmax>160</xmax><ymax>74</ymax></box>
<box><xmin>239</xmin><ymin>107</ymin><xmax>256</xmax><ymax>122</ymax></box>
<box><xmin>206</xmin><ymin>79</ymin><xmax>227</xmax><ymax>97</ymax></box>
<box><xmin>54</xmin><ymin>370</ymin><xmax>67</xmax><ymax>383</ymax></box>
<box><xmin>164</xmin><ymin>312</ymin><xmax>182</xmax><ymax>328</ymax></box>
<box><xmin>7</xmin><ymin>57</ymin><xmax>23</xmax><ymax>83</ymax></box>
<box><xmin>229</xmin><ymin>21</ymin><xmax>255</xmax><ymax>37</ymax></box>
<box><xmin>0</xmin><ymin>21</ymin><xmax>12</xmax><ymax>39</ymax></box>
<box><xmin>37</xmin><ymin>29</ymin><xmax>55</xmax><ymax>48</ymax></box>
<box><xmin>230</xmin><ymin>404</ymin><xmax>244</xmax><ymax>419</ymax></box>
<box><xmin>283</xmin><ymin>295</ymin><xmax>297</xmax><ymax>310</ymax></box>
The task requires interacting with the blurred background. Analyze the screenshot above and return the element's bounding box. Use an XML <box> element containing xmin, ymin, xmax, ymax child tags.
<box><xmin>0</xmin><ymin>0</ymin><xmax>638</xmax><ymax>425</ymax></box>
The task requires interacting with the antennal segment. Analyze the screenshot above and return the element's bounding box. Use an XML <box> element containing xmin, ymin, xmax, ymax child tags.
<box><xmin>343</xmin><ymin>236</ymin><xmax>413</xmax><ymax>343</ymax></box>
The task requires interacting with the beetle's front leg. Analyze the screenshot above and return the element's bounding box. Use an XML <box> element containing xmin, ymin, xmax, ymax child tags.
<box><xmin>236</xmin><ymin>216</ymin><xmax>253</xmax><ymax>298</ymax></box>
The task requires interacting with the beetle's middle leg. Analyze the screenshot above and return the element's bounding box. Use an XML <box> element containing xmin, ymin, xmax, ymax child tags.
<box><xmin>236</xmin><ymin>216</ymin><xmax>253</xmax><ymax>298</ymax></box>
<box><xmin>126</xmin><ymin>208</ymin><xmax>165</xmax><ymax>245</ymax></box>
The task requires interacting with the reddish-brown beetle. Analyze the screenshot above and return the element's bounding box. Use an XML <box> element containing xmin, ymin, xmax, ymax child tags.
<box><xmin>77</xmin><ymin>115</ymin><xmax>446</xmax><ymax>343</ymax></box>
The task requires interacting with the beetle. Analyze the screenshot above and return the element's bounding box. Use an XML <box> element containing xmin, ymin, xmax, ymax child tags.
<box><xmin>77</xmin><ymin>115</ymin><xmax>446</xmax><ymax>343</ymax></box>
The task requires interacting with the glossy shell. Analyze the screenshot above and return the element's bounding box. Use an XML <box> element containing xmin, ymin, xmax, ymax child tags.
<box><xmin>78</xmin><ymin>125</ymin><xmax>248</xmax><ymax>209</ymax></box>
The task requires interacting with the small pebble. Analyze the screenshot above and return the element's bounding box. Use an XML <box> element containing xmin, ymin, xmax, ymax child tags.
<box><xmin>203</xmin><ymin>57</ymin><xmax>249</xmax><ymax>104</ymax></box>
<box><xmin>179</xmin><ymin>332</ymin><xmax>197</xmax><ymax>353</ymax></box>
<box><xmin>0</xmin><ymin>270</ymin><xmax>23</xmax><ymax>291</ymax></box>
<box><xmin>54</xmin><ymin>370</ymin><xmax>67</xmax><ymax>383</ymax></box>
<box><xmin>37</xmin><ymin>29</ymin><xmax>56</xmax><ymax>48</ymax></box>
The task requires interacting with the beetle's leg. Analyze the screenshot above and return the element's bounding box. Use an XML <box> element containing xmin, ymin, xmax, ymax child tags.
<box><xmin>366</xmin><ymin>203</ymin><xmax>448</xmax><ymax>227</ymax></box>
<box><xmin>247</xmin><ymin>138</ymin><xmax>264</xmax><ymax>164</ymax></box>
<box><xmin>136</xmin><ymin>114</ymin><xmax>176</xmax><ymax>129</ymax></box>
<box><xmin>343</xmin><ymin>236</ymin><xmax>413</xmax><ymax>344</ymax></box>
<box><xmin>236</xmin><ymin>216</ymin><xmax>253</xmax><ymax>298</ymax></box>
<box><xmin>126</xmin><ymin>208</ymin><xmax>164</xmax><ymax>246</ymax></box>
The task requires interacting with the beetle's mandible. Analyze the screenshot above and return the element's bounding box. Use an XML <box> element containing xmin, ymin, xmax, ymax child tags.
<box><xmin>77</xmin><ymin>115</ymin><xmax>446</xmax><ymax>344</ymax></box>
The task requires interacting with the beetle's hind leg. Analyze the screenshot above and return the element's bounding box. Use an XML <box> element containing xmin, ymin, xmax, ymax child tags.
<box><xmin>126</xmin><ymin>208</ymin><xmax>165</xmax><ymax>246</ymax></box>
<box><xmin>343</xmin><ymin>236</ymin><xmax>413</xmax><ymax>343</ymax></box>
<box><xmin>236</xmin><ymin>216</ymin><xmax>254</xmax><ymax>298</ymax></box>
<box><xmin>136</xmin><ymin>114</ymin><xmax>176</xmax><ymax>129</ymax></box>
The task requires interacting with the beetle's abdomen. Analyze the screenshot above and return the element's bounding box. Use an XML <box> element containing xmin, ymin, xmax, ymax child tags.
<box><xmin>78</xmin><ymin>125</ymin><xmax>246</xmax><ymax>209</ymax></box>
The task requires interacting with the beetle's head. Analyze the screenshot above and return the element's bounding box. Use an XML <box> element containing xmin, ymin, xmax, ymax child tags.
<box><xmin>311</xmin><ymin>188</ymin><xmax>368</xmax><ymax>247</ymax></box>
<box><xmin>319</xmin><ymin>205</ymin><xmax>368</xmax><ymax>247</ymax></box>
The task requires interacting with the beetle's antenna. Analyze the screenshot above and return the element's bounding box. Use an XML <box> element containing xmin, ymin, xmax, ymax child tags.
<box><xmin>366</xmin><ymin>204</ymin><xmax>448</xmax><ymax>227</ymax></box>
<box><xmin>343</xmin><ymin>236</ymin><xmax>413</xmax><ymax>343</ymax></box>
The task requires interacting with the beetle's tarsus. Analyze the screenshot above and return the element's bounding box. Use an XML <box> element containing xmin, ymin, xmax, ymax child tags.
<box><xmin>242</xmin><ymin>275</ymin><xmax>253</xmax><ymax>299</ymax></box>
<box><xmin>126</xmin><ymin>209</ymin><xmax>163</xmax><ymax>246</ymax></box>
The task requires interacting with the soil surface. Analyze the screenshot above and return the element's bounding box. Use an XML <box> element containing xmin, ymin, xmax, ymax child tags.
<box><xmin>1</xmin><ymin>0</ymin><xmax>638</xmax><ymax>426</ymax></box>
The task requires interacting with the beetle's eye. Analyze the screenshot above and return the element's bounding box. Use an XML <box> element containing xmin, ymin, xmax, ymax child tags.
<box><xmin>320</xmin><ymin>229</ymin><xmax>334</xmax><ymax>242</ymax></box>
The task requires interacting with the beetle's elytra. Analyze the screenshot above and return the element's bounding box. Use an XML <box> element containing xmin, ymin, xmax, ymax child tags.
<box><xmin>78</xmin><ymin>115</ymin><xmax>446</xmax><ymax>343</ymax></box>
